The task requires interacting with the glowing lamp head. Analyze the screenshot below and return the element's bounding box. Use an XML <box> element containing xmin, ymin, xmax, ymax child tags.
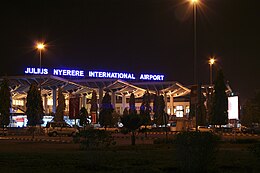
<box><xmin>191</xmin><ymin>0</ymin><xmax>198</xmax><ymax>3</ymax></box>
<box><xmin>36</xmin><ymin>43</ymin><xmax>45</xmax><ymax>50</ymax></box>
<box><xmin>209</xmin><ymin>58</ymin><xmax>215</xmax><ymax>65</ymax></box>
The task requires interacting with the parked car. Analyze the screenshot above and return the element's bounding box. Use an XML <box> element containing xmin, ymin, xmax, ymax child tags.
<box><xmin>197</xmin><ymin>126</ymin><xmax>213</xmax><ymax>133</ymax></box>
<box><xmin>242</xmin><ymin>126</ymin><xmax>260</xmax><ymax>134</ymax></box>
<box><xmin>45</xmin><ymin>122</ymin><xmax>79</xmax><ymax>137</ymax></box>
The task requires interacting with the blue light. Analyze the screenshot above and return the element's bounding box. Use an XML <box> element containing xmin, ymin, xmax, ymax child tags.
<box><xmin>139</xmin><ymin>74</ymin><xmax>164</xmax><ymax>81</ymax></box>
<box><xmin>25</xmin><ymin>67</ymin><xmax>48</xmax><ymax>75</ymax></box>
<box><xmin>88</xmin><ymin>71</ymin><xmax>136</xmax><ymax>80</ymax></box>
<box><xmin>24</xmin><ymin>67</ymin><xmax>84</xmax><ymax>77</ymax></box>
<box><xmin>53</xmin><ymin>69</ymin><xmax>84</xmax><ymax>77</ymax></box>
<box><xmin>24</xmin><ymin>67</ymin><xmax>165</xmax><ymax>80</ymax></box>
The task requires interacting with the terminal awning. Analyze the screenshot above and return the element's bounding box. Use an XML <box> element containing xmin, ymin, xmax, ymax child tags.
<box><xmin>134</xmin><ymin>81</ymin><xmax>190</xmax><ymax>97</ymax></box>
<box><xmin>72</xmin><ymin>78</ymin><xmax>115</xmax><ymax>89</ymax></box>
<box><xmin>4</xmin><ymin>75</ymin><xmax>87</xmax><ymax>95</ymax></box>
<box><xmin>160</xmin><ymin>82</ymin><xmax>191</xmax><ymax>97</ymax></box>
<box><xmin>104</xmin><ymin>80</ymin><xmax>148</xmax><ymax>98</ymax></box>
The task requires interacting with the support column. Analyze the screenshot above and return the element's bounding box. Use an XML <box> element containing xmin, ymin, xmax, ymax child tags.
<box><xmin>111</xmin><ymin>91</ymin><xmax>116</xmax><ymax>109</ymax></box>
<box><xmin>170</xmin><ymin>95</ymin><xmax>174</xmax><ymax>115</ymax></box>
<box><xmin>98</xmin><ymin>88</ymin><xmax>103</xmax><ymax>111</ymax></box>
<box><xmin>121</xmin><ymin>94</ymin><xmax>126</xmax><ymax>114</ymax></box>
<box><xmin>52</xmin><ymin>87</ymin><xmax>57</xmax><ymax>113</ymax></box>
<box><xmin>23</xmin><ymin>98</ymin><xmax>26</xmax><ymax>112</ymax></box>
<box><xmin>164</xmin><ymin>92</ymin><xmax>168</xmax><ymax>113</ymax></box>
<box><xmin>98</xmin><ymin>88</ymin><xmax>104</xmax><ymax>123</ymax></box>
<box><xmin>43</xmin><ymin>94</ymin><xmax>48</xmax><ymax>114</ymax></box>
<box><xmin>10</xmin><ymin>96</ymin><xmax>13</xmax><ymax>116</ymax></box>
<box><xmin>82</xmin><ymin>93</ymin><xmax>87</xmax><ymax>109</ymax></box>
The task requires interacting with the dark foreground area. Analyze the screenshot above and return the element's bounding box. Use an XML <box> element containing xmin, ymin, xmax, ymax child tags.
<box><xmin>0</xmin><ymin>139</ymin><xmax>260</xmax><ymax>173</ymax></box>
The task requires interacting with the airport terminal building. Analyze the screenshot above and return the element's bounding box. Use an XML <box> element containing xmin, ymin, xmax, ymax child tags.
<box><xmin>1</xmin><ymin>67</ymin><xmax>234</xmax><ymax>128</ymax></box>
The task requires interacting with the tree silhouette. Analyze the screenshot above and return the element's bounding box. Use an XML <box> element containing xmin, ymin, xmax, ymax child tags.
<box><xmin>55</xmin><ymin>87</ymin><xmax>66</xmax><ymax>122</ymax></box>
<box><xmin>79</xmin><ymin>107</ymin><xmax>89</xmax><ymax>129</ymax></box>
<box><xmin>197</xmin><ymin>87</ymin><xmax>207</xmax><ymax>126</ymax></box>
<box><xmin>26</xmin><ymin>83</ymin><xmax>44</xmax><ymax>138</ymax></box>
<box><xmin>210</xmin><ymin>69</ymin><xmax>228</xmax><ymax>126</ymax></box>
<box><xmin>241</xmin><ymin>90</ymin><xmax>260</xmax><ymax>126</ymax></box>
<box><xmin>0</xmin><ymin>78</ymin><xmax>11</xmax><ymax>133</ymax></box>
<box><xmin>99</xmin><ymin>92</ymin><xmax>114</xmax><ymax>128</ymax></box>
<box><xmin>121</xmin><ymin>94</ymin><xmax>142</xmax><ymax>145</ymax></box>
<box><xmin>26</xmin><ymin>83</ymin><xmax>44</xmax><ymax>126</ymax></box>
<box><xmin>90</xmin><ymin>90</ymin><xmax>98</xmax><ymax>123</ymax></box>
<box><xmin>140</xmin><ymin>91</ymin><xmax>151</xmax><ymax>124</ymax></box>
<box><xmin>129</xmin><ymin>93</ymin><xmax>137</xmax><ymax>114</ymax></box>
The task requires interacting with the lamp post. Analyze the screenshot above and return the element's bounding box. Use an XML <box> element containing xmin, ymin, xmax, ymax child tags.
<box><xmin>190</xmin><ymin>0</ymin><xmax>199</xmax><ymax>131</ymax></box>
<box><xmin>36</xmin><ymin>42</ymin><xmax>45</xmax><ymax>94</ymax></box>
<box><xmin>209</xmin><ymin>58</ymin><xmax>215</xmax><ymax>86</ymax></box>
<box><xmin>191</xmin><ymin>0</ymin><xmax>198</xmax><ymax>85</ymax></box>
<box><xmin>36</xmin><ymin>43</ymin><xmax>45</xmax><ymax>69</ymax></box>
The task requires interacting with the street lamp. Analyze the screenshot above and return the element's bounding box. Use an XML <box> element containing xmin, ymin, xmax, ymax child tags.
<box><xmin>190</xmin><ymin>0</ymin><xmax>199</xmax><ymax>131</ymax></box>
<box><xmin>209</xmin><ymin>57</ymin><xmax>215</xmax><ymax>85</ymax></box>
<box><xmin>36</xmin><ymin>42</ymin><xmax>45</xmax><ymax>69</ymax></box>
<box><xmin>190</xmin><ymin>0</ymin><xmax>199</xmax><ymax>84</ymax></box>
<box><xmin>36</xmin><ymin>42</ymin><xmax>45</xmax><ymax>93</ymax></box>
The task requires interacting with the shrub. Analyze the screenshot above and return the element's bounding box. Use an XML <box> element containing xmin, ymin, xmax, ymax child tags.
<box><xmin>173</xmin><ymin>131</ymin><xmax>220</xmax><ymax>173</ymax></box>
<box><xmin>120</xmin><ymin>127</ymin><xmax>130</xmax><ymax>134</ymax></box>
<box><xmin>79</xmin><ymin>129</ymin><xmax>116</xmax><ymax>150</ymax></box>
<box><xmin>153</xmin><ymin>138</ymin><xmax>175</xmax><ymax>144</ymax></box>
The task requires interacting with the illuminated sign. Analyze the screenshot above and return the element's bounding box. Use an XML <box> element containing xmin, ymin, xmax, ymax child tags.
<box><xmin>24</xmin><ymin>67</ymin><xmax>164</xmax><ymax>80</ymax></box>
<box><xmin>228</xmin><ymin>96</ymin><xmax>239</xmax><ymax>120</ymax></box>
<box><xmin>140</xmin><ymin>74</ymin><xmax>164</xmax><ymax>81</ymax></box>
<box><xmin>24</xmin><ymin>68</ymin><xmax>48</xmax><ymax>75</ymax></box>
<box><xmin>25</xmin><ymin>67</ymin><xmax>84</xmax><ymax>77</ymax></box>
<box><xmin>89</xmin><ymin>71</ymin><xmax>135</xmax><ymax>80</ymax></box>
<box><xmin>53</xmin><ymin>69</ymin><xmax>84</xmax><ymax>77</ymax></box>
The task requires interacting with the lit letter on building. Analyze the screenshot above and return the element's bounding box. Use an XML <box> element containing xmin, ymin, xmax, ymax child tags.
<box><xmin>53</xmin><ymin>69</ymin><xmax>84</xmax><ymax>77</ymax></box>
<box><xmin>25</xmin><ymin>67</ymin><xmax>48</xmax><ymax>75</ymax></box>
<box><xmin>139</xmin><ymin>74</ymin><xmax>164</xmax><ymax>81</ymax></box>
<box><xmin>88</xmin><ymin>71</ymin><xmax>136</xmax><ymax>80</ymax></box>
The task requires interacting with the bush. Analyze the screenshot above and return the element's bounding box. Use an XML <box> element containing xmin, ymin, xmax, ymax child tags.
<box><xmin>79</xmin><ymin>129</ymin><xmax>116</xmax><ymax>150</ymax></box>
<box><xmin>120</xmin><ymin>127</ymin><xmax>130</xmax><ymax>134</ymax></box>
<box><xmin>153</xmin><ymin>138</ymin><xmax>175</xmax><ymax>144</ymax></box>
<box><xmin>173</xmin><ymin>131</ymin><xmax>220</xmax><ymax>173</ymax></box>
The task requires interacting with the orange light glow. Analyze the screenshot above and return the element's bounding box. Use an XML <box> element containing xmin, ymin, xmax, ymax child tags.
<box><xmin>36</xmin><ymin>43</ymin><xmax>45</xmax><ymax>50</ymax></box>
<box><xmin>191</xmin><ymin>0</ymin><xmax>199</xmax><ymax>4</ymax></box>
<box><xmin>209</xmin><ymin>58</ymin><xmax>215</xmax><ymax>65</ymax></box>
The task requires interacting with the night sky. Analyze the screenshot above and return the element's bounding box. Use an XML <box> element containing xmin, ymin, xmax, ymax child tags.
<box><xmin>0</xmin><ymin>0</ymin><xmax>259</xmax><ymax>104</ymax></box>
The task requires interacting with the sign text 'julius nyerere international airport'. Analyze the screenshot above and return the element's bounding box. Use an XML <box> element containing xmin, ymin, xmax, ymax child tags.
<box><xmin>24</xmin><ymin>67</ymin><xmax>165</xmax><ymax>81</ymax></box>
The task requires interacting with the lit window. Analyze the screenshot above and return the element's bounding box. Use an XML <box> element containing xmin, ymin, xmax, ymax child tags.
<box><xmin>13</xmin><ymin>99</ymin><xmax>24</xmax><ymax>106</ymax></box>
<box><xmin>47</xmin><ymin>98</ymin><xmax>53</xmax><ymax>106</ymax></box>
<box><xmin>175</xmin><ymin>105</ymin><xmax>184</xmax><ymax>117</ymax></box>
<box><xmin>167</xmin><ymin>108</ymin><xmax>171</xmax><ymax>115</ymax></box>
<box><xmin>186</xmin><ymin>106</ymin><xmax>190</xmax><ymax>114</ymax></box>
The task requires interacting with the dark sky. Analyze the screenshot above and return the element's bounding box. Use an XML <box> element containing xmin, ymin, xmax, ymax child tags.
<box><xmin>0</xmin><ymin>0</ymin><xmax>259</xmax><ymax>103</ymax></box>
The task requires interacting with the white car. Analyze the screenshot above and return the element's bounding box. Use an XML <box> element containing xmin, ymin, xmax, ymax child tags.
<box><xmin>45</xmin><ymin>122</ymin><xmax>79</xmax><ymax>137</ymax></box>
<box><xmin>197</xmin><ymin>126</ymin><xmax>213</xmax><ymax>132</ymax></box>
